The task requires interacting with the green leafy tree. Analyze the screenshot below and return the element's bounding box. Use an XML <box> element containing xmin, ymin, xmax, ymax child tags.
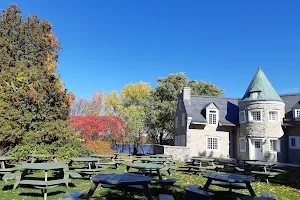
<box><xmin>104</xmin><ymin>82</ymin><xmax>151</xmax><ymax>154</ymax></box>
<box><xmin>150</xmin><ymin>72</ymin><xmax>223</xmax><ymax>144</ymax></box>
<box><xmin>0</xmin><ymin>5</ymin><xmax>85</xmax><ymax>158</ymax></box>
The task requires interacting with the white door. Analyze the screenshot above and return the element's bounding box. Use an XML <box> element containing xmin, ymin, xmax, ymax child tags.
<box><xmin>252</xmin><ymin>139</ymin><xmax>263</xmax><ymax>160</ymax></box>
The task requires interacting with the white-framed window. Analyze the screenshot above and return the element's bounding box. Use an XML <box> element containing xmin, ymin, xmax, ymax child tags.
<box><xmin>206</xmin><ymin>137</ymin><xmax>220</xmax><ymax>151</ymax></box>
<box><xmin>239</xmin><ymin>110</ymin><xmax>246</xmax><ymax>123</ymax></box>
<box><xmin>239</xmin><ymin>138</ymin><xmax>246</xmax><ymax>152</ymax></box>
<box><xmin>249</xmin><ymin>110</ymin><xmax>262</xmax><ymax>122</ymax></box>
<box><xmin>182</xmin><ymin>113</ymin><xmax>185</xmax><ymax>126</ymax></box>
<box><xmin>207</xmin><ymin>109</ymin><xmax>218</xmax><ymax>125</ymax></box>
<box><xmin>294</xmin><ymin>109</ymin><xmax>300</xmax><ymax>121</ymax></box>
<box><xmin>175</xmin><ymin>117</ymin><xmax>178</xmax><ymax>128</ymax></box>
<box><xmin>289</xmin><ymin>136</ymin><xmax>300</xmax><ymax>149</ymax></box>
<box><xmin>269</xmin><ymin>139</ymin><xmax>280</xmax><ymax>152</ymax></box>
<box><xmin>268</xmin><ymin>110</ymin><xmax>279</xmax><ymax>122</ymax></box>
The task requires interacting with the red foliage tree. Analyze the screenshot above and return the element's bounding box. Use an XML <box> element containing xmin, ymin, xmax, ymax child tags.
<box><xmin>70</xmin><ymin>115</ymin><xmax>128</xmax><ymax>142</ymax></box>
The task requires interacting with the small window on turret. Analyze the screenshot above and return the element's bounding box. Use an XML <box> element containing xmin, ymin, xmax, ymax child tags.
<box><xmin>249</xmin><ymin>110</ymin><xmax>262</xmax><ymax>122</ymax></box>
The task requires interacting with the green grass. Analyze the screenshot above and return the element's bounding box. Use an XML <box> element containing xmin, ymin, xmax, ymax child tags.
<box><xmin>1</xmin><ymin>162</ymin><xmax>300</xmax><ymax>200</ymax></box>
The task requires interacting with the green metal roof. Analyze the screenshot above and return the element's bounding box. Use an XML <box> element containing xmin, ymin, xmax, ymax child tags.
<box><xmin>242</xmin><ymin>68</ymin><xmax>283</xmax><ymax>102</ymax></box>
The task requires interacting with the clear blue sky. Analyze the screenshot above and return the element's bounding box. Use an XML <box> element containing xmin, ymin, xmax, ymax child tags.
<box><xmin>2</xmin><ymin>1</ymin><xmax>300</xmax><ymax>98</ymax></box>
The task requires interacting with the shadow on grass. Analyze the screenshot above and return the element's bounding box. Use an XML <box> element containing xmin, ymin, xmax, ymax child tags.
<box><xmin>19</xmin><ymin>190</ymin><xmax>65</xmax><ymax>198</ymax></box>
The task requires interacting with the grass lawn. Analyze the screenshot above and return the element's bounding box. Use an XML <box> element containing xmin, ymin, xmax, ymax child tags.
<box><xmin>1</xmin><ymin>162</ymin><xmax>300</xmax><ymax>200</ymax></box>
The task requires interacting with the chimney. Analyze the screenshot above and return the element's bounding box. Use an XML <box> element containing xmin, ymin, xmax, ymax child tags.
<box><xmin>183</xmin><ymin>87</ymin><xmax>191</xmax><ymax>101</ymax></box>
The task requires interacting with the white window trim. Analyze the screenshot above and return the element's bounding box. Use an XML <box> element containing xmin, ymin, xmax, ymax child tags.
<box><xmin>294</xmin><ymin>109</ymin><xmax>300</xmax><ymax>121</ymax></box>
<box><xmin>206</xmin><ymin>136</ymin><xmax>220</xmax><ymax>151</ymax></box>
<box><xmin>239</xmin><ymin>138</ymin><xmax>246</xmax><ymax>152</ymax></box>
<box><xmin>248</xmin><ymin>110</ymin><xmax>263</xmax><ymax>122</ymax></box>
<box><xmin>206</xmin><ymin>108</ymin><xmax>219</xmax><ymax>126</ymax></box>
<box><xmin>239</xmin><ymin>110</ymin><xmax>246</xmax><ymax>123</ymax></box>
<box><xmin>269</xmin><ymin>139</ymin><xmax>280</xmax><ymax>153</ymax></box>
<box><xmin>289</xmin><ymin>136</ymin><xmax>300</xmax><ymax>149</ymax></box>
<box><xmin>268</xmin><ymin>110</ymin><xmax>279</xmax><ymax>122</ymax></box>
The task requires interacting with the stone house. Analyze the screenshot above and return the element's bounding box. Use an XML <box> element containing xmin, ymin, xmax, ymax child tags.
<box><xmin>174</xmin><ymin>68</ymin><xmax>300</xmax><ymax>163</ymax></box>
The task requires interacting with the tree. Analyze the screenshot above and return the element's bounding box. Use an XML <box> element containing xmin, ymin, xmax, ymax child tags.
<box><xmin>0</xmin><ymin>5</ymin><xmax>83</xmax><ymax>158</ymax></box>
<box><xmin>104</xmin><ymin>82</ymin><xmax>151</xmax><ymax>154</ymax></box>
<box><xmin>70</xmin><ymin>91</ymin><xmax>105</xmax><ymax>116</ymax></box>
<box><xmin>70</xmin><ymin>115</ymin><xmax>127</xmax><ymax>143</ymax></box>
<box><xmin>150</xmin><ymin>72</ymin><xmax>223</xmax><ymax>144</ymax></box>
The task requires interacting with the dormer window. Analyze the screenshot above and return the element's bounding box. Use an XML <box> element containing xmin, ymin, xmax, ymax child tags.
<box><xmin>294</xmin><ymin>109</ymin><xmax>300</xmax><ymax>121</ymax></box>
<box><xmin>205</xmin><ymin>103</ymin><xmax>219</xmax><ymax>126</ymax></box>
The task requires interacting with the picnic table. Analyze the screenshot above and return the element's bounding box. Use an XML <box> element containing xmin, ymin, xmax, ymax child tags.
<box><xmin>126</xmin><ymin>163</ymin><xmax>165</xmax><ymax>179</ymax></box>
<box><xmin>28</xmin><ymin>154</ymin><xmax>57</xmax><ymax>163</ymax></box>
<box><xmin>246</xmin><ymin>161</ymin><xmax>276</xmax><ymax>172</ymax></box>
<box><xmin>14</xmin><ymin>162</ymin><xmax>70</xmax><ymax>200</ymax></box>
<box><xmin>84</xmin><ymin>173</ymin><xmax>154</xmax><ymax>200</ymax></box>
<box><xmin>90</xmin><ymin>154</ymin><xmax>123</xmax><ymax>168</ymax></box>
<box><xmin>90</xmin><ymin>154</ymin><xmax>115</xmax><ymax>160</ymax></box>
<box><xmin>69</xmin><ymin>157</ymin><xmax>104</xmax><ymax>177</ymax></box>
<box><xmin>133</xmin><ymin>157</ymin><xmax>167</xmax><ymax>164</ymax></box>
<box><xmin>180</xmin><ymin>157</ymin><xmax>216</xmax><ymax>173</ymax></box>
<box><xmin>203</xmin><ymin>172</ymin><xmax>256</xmax><ymax>196</ymax></box>
<box><xmin>150</xmin><ymin>154</ymin><xmax>171</xmax><ymax>159</ymax></box>
<box><xmin>0</xmin><ymin>156</ymin><xmax>19</xmax><ymax>180</ymax></box>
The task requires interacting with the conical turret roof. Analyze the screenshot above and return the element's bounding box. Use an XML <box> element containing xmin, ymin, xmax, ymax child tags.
<box><xmin>241</xmin><ymin>68</ymin><xmax>283</xmax><ymax>102</ymax></box>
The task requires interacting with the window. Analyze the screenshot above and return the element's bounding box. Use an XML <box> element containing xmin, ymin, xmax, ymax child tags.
<box><xmin>239</xmin><ymin>138</ymin><xmax>246</xmax><ymax>152</ymax></box>
<box><xmin>206</xmin><ymin>137</ymin><xmax>220</xmax><ymax>151</ymax></box>
<box><xmin>269</xmin><ymin>139</ymin><xmax>280</xmax><ymax>152</ymax></box>
<box><xmin>249</xmin><ymin>110</ymin><xmax>262</xmax><ymax>122</ymax></box>
<box><xmin>268</xmin><ymin>111</ymin><xmax>279</xmax><ymax>122</ymax></box>
<box><xmin>208</xmin><ymin>110</ymin><xmax>218</xmax><ymax>125</ymax></box>
<box><xmin>294</xmin><ymin>109</ymin><xmax>300</xmax><ymax>121</ymax></box>
<box><xmin>182</xmin><ymin>113</ymin><xmax>185</xmax><ymax>126</ymax></box>
<box><xmin>289</xmin><ymin>136</ymin><xmax>300</xmax><ymax>149</ymax></box>
<box><xmin>239</xmin><ymin>111</ymin><xmax>246</xmax><ymax>123</ymax></box>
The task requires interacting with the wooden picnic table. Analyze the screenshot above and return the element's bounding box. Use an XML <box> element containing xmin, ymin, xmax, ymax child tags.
<box><xmin>68</xmin><ymin>157</ymin><xmax>104</xmax><ymax>175</ymax></box>
<box><xmin>150</xmin><ymin>154</ymin><xmax>171</xmax><ymax>159</ymax></box>
<box><xmin>83</xmin><ymin>173</ymin><xmax>153</xmax><ymax>200</ymax></box>
<box><xmin>203</xmin><ymin>172</ymin><xmax>256</xmax><ymax>196</ymax></box>
<box><xmin>28</xmin><ymin>154</ymin><xmax>57</xmax><ymax>163</ymax></box>
<box><xmin>246</xmin><ymin>161</ymin><xmax>276</xmax><ymax>172</ymax></box>
<box><xmin>191</xmin><ymin>157</ymin><xmax>215</xmax><ymax>163</ymax></box>
<box><xmin>90</xmin><ymin>154</ymin><xmax>116</xmax><ymax>160</ymax></box>
<box><xmin>133</xmin><ymin>157</ymin><xmax>167</xmax><ymax>164</ymax></box>
<box><xmin>125</xmin><ymin>163</ymin><xmax>164</xmax><ymax>180</ymax></box>
<box><xmin>14</xmin><ymin>162</ymin><xmax>70</xmax><ymax>200</ymax></box>
<box><xmin>0</xmin><ymin>156</ymin><xmax>16</xmax><ymax>169</ymax></box>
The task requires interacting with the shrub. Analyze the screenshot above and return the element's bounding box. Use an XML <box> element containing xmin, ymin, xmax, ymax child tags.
<box><xmin>85</xmin><ymin>140</ymin><xmax>115</xmax><ymax>154</ymax></box>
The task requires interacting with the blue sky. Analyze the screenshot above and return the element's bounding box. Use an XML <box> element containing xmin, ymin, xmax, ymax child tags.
<box><xmin>1</xmin><ymin>1</ymin><xmax>300</xmax><ymax>98</ymax></box>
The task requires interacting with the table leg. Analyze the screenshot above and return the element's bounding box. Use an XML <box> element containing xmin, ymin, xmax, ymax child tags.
<box><xmin>203</xmin><ymin>178</ymin><xmax>212</xmax><ymax>191</ymax></box>
<box><xmin>126</xmin><ymin>166</ymin><xmax>130</xmax><ymax>172</ymax></box>
<box><xmin>13</xmin><ymin>169</ymin><xmax>28</xmax><ymax>190</ymax></box>
<box><xmin>157</xmin><ymin>169</ymin><xmax>162</xmax><ymax>180</ymax></box>
<box><xmin>1</xmin><ymin>161</ymin><xmax>5</xmax><ymax>169</ymax></box>
<box><xmin>85</xmin><ymin>182</ymin><xmax>100</xmax><ymax>200</ymax></box>
<box><xmin>143</xmin><ymin>184</ymin><xmax>154</xmax><ymax>200</ymax></box>
<box><xmin>45</xmin><ymin>170</ymin><xmax>48</xmax><ymax>181</ymax></box>
<box><xmin>245</xmin><ymin>182</ymin><xmax>256</xmax><ymax>196</ymax></box>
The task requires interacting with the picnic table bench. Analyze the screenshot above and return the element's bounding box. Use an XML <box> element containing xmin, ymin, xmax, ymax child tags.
<box><xmin>69</xmin><ymin>157</ymin><xmax>104</xmax><ymax>177</ymax></box>
<box><xmin>246</xmin><ymin>161</ymin><xmax>283</xmax><ymax>183</ymax></box>
<box><xmin>14</xmin><ymin>162</ymin><xmax>70</xmax><ymax>200</ymax></box>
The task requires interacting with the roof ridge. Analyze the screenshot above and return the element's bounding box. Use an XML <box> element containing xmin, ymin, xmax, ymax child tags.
<box><xmin>190</xmin><ymin>95</ymin><xmax>240</xmax><ymax>100</ymax></box>
<box><xmin>280</xmin><ymin>93</ymin><xmax>300</xmax><ymax>97</ymax></box>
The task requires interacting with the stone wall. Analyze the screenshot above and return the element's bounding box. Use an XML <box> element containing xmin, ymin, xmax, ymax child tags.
<box><xmin>162</xmin><ymin>145</ymin><xmax>190</xmax><ymax>161</ymax></box>
<box><xmin>186</xmin><ymin>125</ymin><xmax>231</xmax><ymax>158</ymax></box>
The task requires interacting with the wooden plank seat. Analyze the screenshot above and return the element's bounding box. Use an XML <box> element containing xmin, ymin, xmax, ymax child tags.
<box><xmin>101</xmin><ymin>183</ymin><xmax>118</xmax><ymax>189</ymax></box>
<box><xmin>75</xmin><ymin>168</ymin><xmax>104</xmax><ymax>172</ymax></box>
<box><xmin>159</xmin><ymin>194</ymin><xmax>174</xmax><ymax>200</ymax></box>
<box><xmin>95</xmin><ymin>162</ymin><xmax>121</xmax><ymax>168</ymax></box>
<box><xmin>250</xmin><ymin>171</ymin><xmax>281</xmax><ymax>177</ymax></box>
<box><xmin>211</xmin><ymin>181</ymin><xmax>247</xmax><ymax>189</ymax></box>
<box><xmin>184</xmin><ymin>186</ymin><xmax>215</xmax><ymax>200</ymax></box>
<box><xmin>65</xmin><ymin>172</ymin><xmax>82</xmax><ymax>179</ymax></box>
<box><xmin>185</xmin><ymin>184</ymin><xmax>201</xmax><ymax>190</ymax></box>
<box><xmin>235</xmin><ymin>167</ymin><xmax>248</xmax><ymax>172</ymax></box>
<box><xmin>0</xmin><ymin>167</ymin><xmax>19</xmax><ymax>173</ymax></box>
<box><xmin>151</xmin><ymin>178</ymin><xmax>178</xmax><ymax>186</ymax></box>
<box><xmin>179</xmin><ymin>165</ymin><xmax>216</xmax><ymax>170</ymax></box>
<box><xmin>61</xmin><ymin>191</ymin><xmax>85</xmax><ymax>200</ymax></box>
<box><xmin>2</xmin><ymin>173</ymin><xmax>21</xmax><ymax>182</ymax></box>
<box><xmin>19</xmin><ymin>179</ymin><xmax>70</xmax><ymax>187</ymax></box>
